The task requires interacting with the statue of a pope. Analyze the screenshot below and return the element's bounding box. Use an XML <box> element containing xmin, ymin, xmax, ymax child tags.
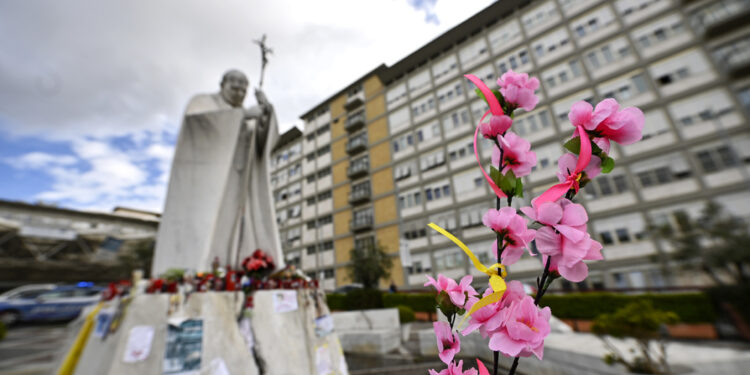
<box><xmin>151</xmin><ymin>69</ymin><xmax>284</xmax><ymax>275</ymax></box>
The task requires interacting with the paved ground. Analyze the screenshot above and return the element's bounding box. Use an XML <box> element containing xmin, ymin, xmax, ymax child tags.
<box><xmin>0</xmin><ymin>321</ymin><xmax>504</xmax><ymax>375</ymax></box>
<box><xmin>0</xmin><ymin>323</ymin><xmax>68</xmax><ymax>375</ymax></box>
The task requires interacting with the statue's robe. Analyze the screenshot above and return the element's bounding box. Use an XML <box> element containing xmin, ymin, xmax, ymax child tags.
<box><xmin>151</xmin><ymin>93</ymin><xmax>284</xmax><ymax>275</ymax></box>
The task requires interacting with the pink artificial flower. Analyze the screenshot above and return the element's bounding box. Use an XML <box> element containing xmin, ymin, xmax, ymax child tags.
<box><xmin>521</xmin><ymin>198</ymin><xmax>602</xmax><ymax>282</ymax></box>
<box><xmin>556</xmin><ymin>153</ymin><xmax>601</xmax><ymax>183</ymax></box>
<box><xmin>434</xmin><ymin>321</ymin><xmax>462</xmax><ymax>365</ymax></box>
<box><xmin>499</xmin><ymin>280</ymin><xmax>527</xmax><ymax>309</ymax></box>
<box><xmin>425</xmin><ymin>274</ymin><xmax>478</xmax><ymax>307</ymax></box>
<box><xmin>491</xmin><ymin>132</ymin><xmax>537</xmax><ymax>178</ymax></box>
<box><xmin>483</xmin><ymin>208</ymin><xmax>536</xmax><ymax>265</ymax></box>
<box><xmin>535</xmin><ymin>228</ymin><xmax>603</xmax><ymax>282</ymax></box>
<box><xmin>462</xmin><ymin>281</ymin><xmax>526</xmax><ymax>338</ymax></box>
<box><xmin>489</xmin><ymin>296</ymin><xmax>551</xmax><ymax>360</ymax></box>
<box><xmin>568</xmin><ymin>98</ymin><xmax>644</xmax><ymax>147</ymax></box>
<box><xmin>481</xmin><ymin>115</ymin><xmax>512</xmax><ymax>139</ymax></box>
<box><xmin>429</xmin><ymin>360</ymin><xmax>478</xmax><ymax>375</ymax></box>
<box><xmin>497</xmin><ymin>70</ymin><xmax>540</xmax><ymax>111</ymax></box>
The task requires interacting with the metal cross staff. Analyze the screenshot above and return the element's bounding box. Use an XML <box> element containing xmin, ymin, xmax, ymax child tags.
<box><xmin>253</xmin><ymin>34</ymin><xmax>273</xmax><ymax>89</ymax></box>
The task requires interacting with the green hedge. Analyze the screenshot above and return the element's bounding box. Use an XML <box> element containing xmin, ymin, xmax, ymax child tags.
<box><xmin>327</xmin><ymin>292</ymin><xmax>436</xmax><ymax>312</ymax></box>
<box><xmin>326</xmin><ymin>293</ymin><xmax>346</xmax><ymax>311</ymax></box>
<box><xmin>397</xmin><ymin>305</ymin><xmax>416</xmax><ymax>323</ymax></box>
<box><xmin>539</xmin><ymin>292</ymin><xmax>716</xmax><ymax>323</ymax></box>
<box><xmin>383</xmin><ymin>293</ymin><xmax>436</xmax><ymax>313</ymax></box>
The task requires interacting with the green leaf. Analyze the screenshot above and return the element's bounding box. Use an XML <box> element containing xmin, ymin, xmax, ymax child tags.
<box><xmin>601</xmin><ymin>157</ymin><xmax>615</xmax><ymax>174</ymax></box>
<box><xmin>475</xmin><ymin>88</ymin><xmax>488</xmax><ymax>104</ymax></box>
<box><xmin>515</xmin><ymin>178</ymin><xmax>524</xmax><ymax>198</ymax></box>
<box><xmin>563</xmin><ymin>137</ymin><xmax>581</xmax><ymax>154</ymax></box>
<box><xmin>499</xmin><ymin>174</ymin><xmax>514</xmax><ymax>193</ymax></box>
<box><xmin>490</xmin><ymin>166</ymin><xmax>502</xmax><ymax>186</ymax></box>
<box><xmin>591</xmin><ymin>140</ymin><xmax>603</xmax><ymax>156</ymax></box>
<box><xmin>563</xmin><ymin>136</ymin><xmax>604</xmax><ymax>157</ymax></box>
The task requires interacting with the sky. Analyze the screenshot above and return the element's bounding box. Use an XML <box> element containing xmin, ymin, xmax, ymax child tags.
<box><xmin>0</xmin><ymin>0</ymin><xmax>494</xmax><ymax>213</ymax></box>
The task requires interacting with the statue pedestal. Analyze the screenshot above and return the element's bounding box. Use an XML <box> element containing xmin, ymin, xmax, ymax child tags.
<box><xmin>58</xmin><ymin>290</ymin><xmax>348</xmax><ymax>375</ymax></box>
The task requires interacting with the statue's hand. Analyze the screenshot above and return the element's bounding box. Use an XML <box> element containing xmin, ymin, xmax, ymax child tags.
<box><xmin>255</xmin><ymin>89</ymin><xmax>270</xmax><ymax>107</ymax></box>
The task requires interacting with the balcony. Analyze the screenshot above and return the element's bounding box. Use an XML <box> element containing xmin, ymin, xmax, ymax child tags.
<box><xmin>347</xmin><ymin>160</ymin><xmax>369</xmax><ymax>179</ymax></box>
<box><xmin>692</xmin><ymin>0</ymin><xmax>750</xmax><ymax>38</ymax></box>
<box><xmin>344</xmin><ymin>91</ymin><xmax>365</xmax><ymax>110</ymax></box>
<box><xmin>350</xmin><ymin>214</ymin><xmax>374</xmax><ymax>232</ymax></box>
<box><xmin>345</xmin><ymin>112</ymin><xmax>366</xmax><ymax>132</ymax></box>
<box><xmin>349</xmin><ymin>185</ymin><xmax>371</xmax><ymax>205</ymax></box>
<box><xmin>346</xmin><ymin>135</ymin><xmax>368</xmax><ymax>155</ymax></box>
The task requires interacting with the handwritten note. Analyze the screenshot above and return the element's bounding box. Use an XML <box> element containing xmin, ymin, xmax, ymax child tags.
<box><xmin>122</xmin><ymin>325</ymin><xmax>154</xmax><ymax>363</ymax></box>
<box><xmin>272</xmin><ymin>290</ymin><xmax>298</xmax><ymax>313</ymax></box>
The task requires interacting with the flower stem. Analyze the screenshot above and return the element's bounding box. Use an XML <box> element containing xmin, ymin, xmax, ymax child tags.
<box><xmin>508</xmin><ymin>255</ymin><xmax>554</xmax><ymax>375</ymax></box>
<box><xmin>492</xmin><ymin>136</ymin><xmax>506</xmax><ymax>375</ymax></box>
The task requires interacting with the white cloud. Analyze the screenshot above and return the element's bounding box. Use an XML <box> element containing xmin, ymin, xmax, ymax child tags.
<box><xmin>5</xmin><ymin>152</ymin><xmax>78</xmax><ymax>169</ymax></box>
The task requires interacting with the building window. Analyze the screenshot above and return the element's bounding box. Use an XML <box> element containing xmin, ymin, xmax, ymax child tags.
<box><xmin>317</xmin><ymin>190</ymin><xmax>332</xmax><ymax>201</ymax></box>
<box><xmin>317</xmin><ymin>167</ymin><xmax>331</xmax><ymax>178</ymax></box>
<box><xmin>306</xmin><ymin>245</ymin><xmax>316</xmax><ymax>255</ymax></box>
<box><xmin>317</xmin><ymin>215</ymin><xmax>333</xmax><ymax>226</ymax></box>
<box><xmin>696</xmin><ymin>146</ymin><xmax>739</xmax><ymax>172</ymax></box>
<box><xmin>320</xmin><ymin>241</ymin><xmax>334</xmax><ymax>251</ymax></box>
<box><xmin>615</xmin><ymin>228</ymin><xmax>631</xmax><ymax>243</ymax></box>
<box><xmin>600</xmin><ymin>231</ymin><xmax>614</xmax><ymax>245</ymax></box>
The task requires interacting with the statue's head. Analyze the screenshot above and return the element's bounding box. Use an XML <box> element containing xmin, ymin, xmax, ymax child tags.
<box><xmin>219</xmin><ymin>69</ymin><xmax>249</xmax><ymax>108</ymax></box>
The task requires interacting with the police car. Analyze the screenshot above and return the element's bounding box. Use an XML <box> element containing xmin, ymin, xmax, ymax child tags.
<box><xmin>0</xmin><ymin>283</ymin><xmax>103</xmax><ymax>325</ymax></box>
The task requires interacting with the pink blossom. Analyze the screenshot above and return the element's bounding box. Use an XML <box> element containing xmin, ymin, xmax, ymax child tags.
<box><xmin>462</xmin><ymin>280</ymin><xmax>527</xmax><ymax>338</ymax></box>
<box><xmin>429</xmin><ymin>360</ymin><xmax>478</xmax><ymax>375</ymax></box>
<box><xmin>497</xmin><ymin>70</ymin><xmax>540</xmax><ymax>111</ymax></box>
<box><xmin>434</xmin><ymin>321</ymin><xmax>462</xmax><ymax>365</ymax></box>
<box><xmin>535</xmin><ymin>228</ymin><xmax>603</xmax><ymax>282</ymax></box>
<box><xmin>556</xmin><ymin>153</ymin><xmax>601</xmax><ymax>183</ymax></box>
<box><xmin>491</xmin><ymin>132</ymin><xmax>537</xmax><ymax>178</ymax></box>
<box><xmin>499</xmin><ymin>280</ymin><xmax>527</xmax><ymax>309</ymax></box>
<box><xmin>425</xmin><ymin>274</ymin><xmax>478</xmax><ymax>307</ymax></box>
<box><xmin>480</xmin><ymin>115</ymin><xmax>512</xmax><ymax>139</ymax></box>
<box><xmin>521</xmin><ymin>198</ymin><xmax>601</xmax><ymax>282</ymax></box>
<box><xmin>568</xmin><ymin>98</ymin><xmax>644</xmax><ymax>146</ymax></box>
<box><xmin>488</xmin><ymin>296</ymin><xmax>551</xmax><ymax>360</ymax></box>
<box><xmin>483</xmin><ymin>208</ymin><xmax>536</xmax><ymax>265</ymax></box>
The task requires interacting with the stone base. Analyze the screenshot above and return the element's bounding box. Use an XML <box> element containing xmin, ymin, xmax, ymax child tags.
<box><xmin>332</xmin><ymin>308</ymin><xmax>401</xmax><ymax>354</ymax></box>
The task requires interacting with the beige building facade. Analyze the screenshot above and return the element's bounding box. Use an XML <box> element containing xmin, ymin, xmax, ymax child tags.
<box><xmin>271</xmin><ymin>0</ymin><xmax>750</xmax><ymax>291</ymax></box>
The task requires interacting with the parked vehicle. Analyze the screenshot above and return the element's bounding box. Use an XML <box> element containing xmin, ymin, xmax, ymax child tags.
<box><xmin>0</xmin><ymin>284</ymin><xmax>103</xmax><ymax>325</ymax></box>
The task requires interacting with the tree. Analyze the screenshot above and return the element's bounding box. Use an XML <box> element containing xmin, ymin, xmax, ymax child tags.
<box><xmin>592</xmin><ymin>300</ymin><xmax>679</xmax><ymax>374</ymax></box>
<box><xmin>347</xmin><ymin>241</ymin><xmax>393</xmax><ymax>289</ymax></box>
<box><xmin>117</xmin><ymin>239</ymin><xmax>155</xmax><ymax>278</ymax></box>
<box><xmin>654</xmin><ymin>202</ymin><xmax>750</xmax><ymax>286</ymax></box>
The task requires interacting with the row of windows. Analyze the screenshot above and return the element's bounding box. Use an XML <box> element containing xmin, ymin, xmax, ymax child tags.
<box><xmin>425</xmin><ymin>184</ymin><xmax>452</xmax><ymax>202</ymax></box>
<box><xmin>305</xmin><ymin>144</ymin><xmax>330</xmax><ymax>161</ymax></box>
<box><xmin>306</xmin><ymin>215</ymin><xmax>333</xmax><ymax>230</ymax></box>
<box><xmin>304</xmin><ymin>123</ymin><xmax>330</xmax><ymax>142</ymax></box>
<box><xmin>305</xmin><ymin>167</ymin><xmax>331</xmax><ymax>183</ymax></box>
<box><xmin>305</xmin><ymin>190</ymin><xmax>332</xmax><ymax>206</ymax></box>
<box><xmin>306</xmin><ymin>240</ymin><xmax>334</xmax><ymax>255</ymax></box>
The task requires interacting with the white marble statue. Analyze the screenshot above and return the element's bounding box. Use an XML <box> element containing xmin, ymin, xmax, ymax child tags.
<box><xmin>151</xmin><ymin>70</ymin><xmax>284</xmax><ymax>275</ymax></box>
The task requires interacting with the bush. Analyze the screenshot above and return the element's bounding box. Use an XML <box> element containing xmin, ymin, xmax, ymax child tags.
<box><xmin>397</xmin><ymin>305</ymin><xmax>416</xmax><ymax>324</ymax></box>
<box><xmin>383</xmin><ymin>293</ymin><xmax>436</xmax><ymax>313</ymax></box>
<box><xmin>326</xmin><ymin>293</ymin><xmax>346</xmax><ymax>311</ymax></box>
<box><xmin>539</xmin><ymin>292</ymin><xmax>716</xmax><ymax>323</ymax></box>
<box><xmin>343</xmin><ymin>288</ymin><xmax>383</xmax><ymax>310</ymax></box>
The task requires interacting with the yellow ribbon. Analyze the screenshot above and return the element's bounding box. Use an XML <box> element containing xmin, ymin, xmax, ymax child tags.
<box><xmin>428</xmin><ymin>223</ymin><xmax>507</xmax><ymax>329</ymax></box>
